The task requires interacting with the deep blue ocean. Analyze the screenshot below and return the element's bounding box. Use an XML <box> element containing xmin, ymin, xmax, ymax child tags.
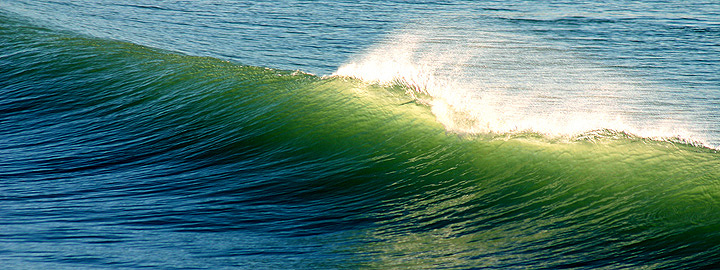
<box><xmin>1</xmin><ymin>0</ymin><xmax>720</xmax><ymax>269</ymax></box>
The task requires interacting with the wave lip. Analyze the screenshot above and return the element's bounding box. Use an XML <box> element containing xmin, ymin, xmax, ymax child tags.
<box><xmin>333</xmin><ymin>29</ymin><xmax>714</xmax><ymax>149</ymax></box>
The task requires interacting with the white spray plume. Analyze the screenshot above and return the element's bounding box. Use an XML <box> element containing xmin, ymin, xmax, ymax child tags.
<box><xmin>334</xmin><ymin>25</ymin><xmax>709</xmax><ymax>147</ymax></box>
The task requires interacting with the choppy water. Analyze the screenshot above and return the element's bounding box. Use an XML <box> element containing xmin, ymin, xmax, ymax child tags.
<box><xmin>1</xmin><ymin>1</ymin><xmax>720</xmax><ymax>269</ymax></box>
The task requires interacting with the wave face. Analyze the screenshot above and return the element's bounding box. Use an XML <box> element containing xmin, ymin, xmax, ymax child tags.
<box><xmin>2</xmin><ymin>9</ymin><xmax>720</xmax><ymax>270</ymax></box>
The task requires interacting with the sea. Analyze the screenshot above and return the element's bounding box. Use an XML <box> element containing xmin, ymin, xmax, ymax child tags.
<box><xmin>1</xmin><ymin>0</ymin><xmax>719</xmax><ymax>269</ymax></box>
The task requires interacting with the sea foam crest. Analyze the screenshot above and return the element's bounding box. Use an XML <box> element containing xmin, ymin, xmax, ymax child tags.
<box><xmin>333</xmin><ymin>27</ymin><xmax>711</xmax><ymax>148</ymax></box>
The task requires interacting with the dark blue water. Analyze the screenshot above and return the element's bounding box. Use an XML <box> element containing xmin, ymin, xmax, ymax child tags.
<box><xmin>2</xmin><ymin>1</ymin><xmax>720</xmax><ymax>269</ymax></box>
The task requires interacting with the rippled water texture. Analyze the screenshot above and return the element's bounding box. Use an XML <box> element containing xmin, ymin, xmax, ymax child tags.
<box><xmin>1</xmin><ymin>1</ymin><xmax>720</xmax><ymax>269</ymax></box>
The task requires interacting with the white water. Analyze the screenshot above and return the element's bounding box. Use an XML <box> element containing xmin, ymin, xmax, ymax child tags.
<box><xmin>334</xmin><ymin>25</ymin><xmax>710</xmax><ymax>147</ymax></box>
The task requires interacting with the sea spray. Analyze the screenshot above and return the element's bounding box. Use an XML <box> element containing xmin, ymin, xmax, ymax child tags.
<box><xmin>333</xmin><ymin>25</ymin><xmax>709</xmax><ymax>147</ymax></box>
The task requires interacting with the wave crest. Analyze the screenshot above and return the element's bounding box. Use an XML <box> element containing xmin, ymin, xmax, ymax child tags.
<box><xmin>333</xmin><ymin>28</ymin><xmax>712</xmax><ymax>148</ymax></box>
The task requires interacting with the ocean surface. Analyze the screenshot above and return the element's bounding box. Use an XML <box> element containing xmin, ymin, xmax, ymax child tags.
<box><xmin>1</xmin><ymin>0</ymin><xmax>720</xmax><ymax>269</ymax></box>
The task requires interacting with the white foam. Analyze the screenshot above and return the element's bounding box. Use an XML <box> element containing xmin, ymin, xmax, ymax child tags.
<box><xmin>333</xmin><ymin>26</ymin><xmax>712</xmax><ymax>148</ymax></box>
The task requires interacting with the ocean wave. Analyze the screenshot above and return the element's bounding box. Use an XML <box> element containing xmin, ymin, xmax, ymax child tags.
<box><xmin>3</xmin><ymin>11</ymin><xmax>720</xmax><ymax>269</ymax></box>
